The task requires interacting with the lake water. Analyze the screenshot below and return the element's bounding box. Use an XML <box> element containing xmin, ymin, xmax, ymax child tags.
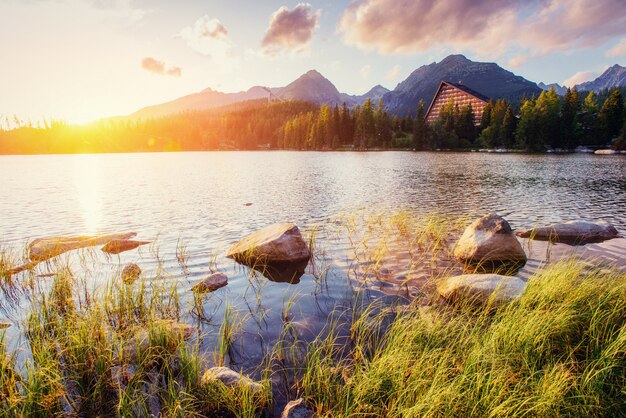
<box><xmin>1</xmin><ymin>151</ymin><xmax>625</xmax><ymax>409</ymax></box>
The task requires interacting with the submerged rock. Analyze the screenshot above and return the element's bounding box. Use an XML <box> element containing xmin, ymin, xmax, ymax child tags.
<box><xmin>123</xmin><ymin>320</ymin><xmax>194</xmax><ymax>362</ymax></box>
<box><xmin>438</xmin><ymin>274</ymin><xmax>527</xmax><ymax>305</ymax></box>
<box><xmin>454</xmin><ymin>213</ymin><xmax>527</xmax><ymax>273</ymax></box>
<box><xmin>190</xmin><ymin>272</ymin><xmax>228</xmax><ymax>293</ymax></box>
<box><xmin>29</xmin><ymin>232</ymin><xmax>137</xmax><ymax>262</ymax></box>
<box><xmin>282</xmin><ymin>398</ymin><xmax>315</xmax><ymax>418</ymax></box>
<box><xmin>101</xmin><ymin>239</ymin><xmax>150</xmax><ymax>254</ymax></box>
<box><xmin>516</xmin><ymin>221</ymin><xmax>619</xmax><ymax>245</ymax></box>
<box><xmin>226</xmin><ymin>223</ymin><xmax>311</xmax><ymax>265</ymax></box>
<box><xmin>121</xmin><ymin>263</ymin><xmax>141</xmax><ymax>284</ymax></box>
<box><xmin>201</xmin><ymin>366</ymin><xmax>262</xmax><ymax>392</ymax></box>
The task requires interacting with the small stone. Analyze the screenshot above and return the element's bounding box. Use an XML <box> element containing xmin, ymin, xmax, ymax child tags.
<box><xmin>201</xmin><ymin>366</ymin><xmax>262</xmax><ymax>392</ymax></box>
<box><xmin>191</xmin><ymin>272</ymin><xmax>228</xmax><ymax>293</ymax></box>
<box><xmin>122</xmin><ymin>263</ymin><xmax>141</xmax><ymax>284</ymax></box>
<box><xmin>0</xmin><ymin>322</ymin><xmax>11</xmax><ymax>329</ymax></box>
<box><xmin>282</xmin><ymin>398</ymin><xmax>315</xmax><ymax>418</ymax></box>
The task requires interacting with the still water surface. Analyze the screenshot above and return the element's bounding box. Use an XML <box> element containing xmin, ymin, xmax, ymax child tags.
<box><xmin>0</xmin><ymin>151</ymin><xmax>625</xmax><ymax>401</ymax></box>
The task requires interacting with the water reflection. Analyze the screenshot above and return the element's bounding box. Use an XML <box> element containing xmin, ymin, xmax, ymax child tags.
<box><xmin>251</xmin><ymin>259</ymin><xmax>310</xmax><ymax>284</ymax></box>
<box><xmin>72</xmin><ymin>154</ymin><xmax>103</xmax><ymax>233</ymax></box>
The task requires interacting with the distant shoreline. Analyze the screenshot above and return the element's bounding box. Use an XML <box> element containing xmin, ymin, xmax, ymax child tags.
<box><xmin>1</xmin><ymin>148</ymin><xmax>625</xmax><ymax>157</ymax></box>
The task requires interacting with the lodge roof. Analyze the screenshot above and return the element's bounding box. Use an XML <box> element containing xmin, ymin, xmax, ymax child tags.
<box><xmin>425</xmin><ymin>81</ymin><xmax>490</xmax><ymax>119</ymax></box>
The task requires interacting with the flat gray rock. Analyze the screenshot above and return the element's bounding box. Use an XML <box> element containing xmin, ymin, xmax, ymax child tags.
<box><xmin>201</xmin><ymin>366</ymin><xmax>262</xmax><ymax>392</ymax></box>
<box><xmin>438</xmin><ymin>274</ymin><xmax>527</xmax><ymax>305</ymax></box>
<box><xmin>516</xmin><ymin>221</ymin><xmax>619</xmax><ymax>245</ymax></box>
<box><xmin>282</xmin><ymin>398</ymin><xmax>315</xmax><ymax>418</ymax></box>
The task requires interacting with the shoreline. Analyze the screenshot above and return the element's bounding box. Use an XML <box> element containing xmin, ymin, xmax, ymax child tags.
<box><xmin>1</xmin><ymin>148</ymin><xmax>625</xmax><ymax>157</ymax></box>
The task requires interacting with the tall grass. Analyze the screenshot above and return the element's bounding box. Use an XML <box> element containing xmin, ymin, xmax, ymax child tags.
<box><xmin>0</xmin><ymin>212</ymin><xmax>624</xmax><ymax>417</ymax></box>
<box><xmin>291</xmin><ymin>260</ymin><xmax>626</xmax><ymax>417</ymax></box>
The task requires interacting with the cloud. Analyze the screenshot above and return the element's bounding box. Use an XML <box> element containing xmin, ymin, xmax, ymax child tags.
<box><xmin>180</xmin><ymin>15</ymin><xmax>232</xmax><ymax>59</ymax></box>
<box><xmin>385</xmin><ymin>64</ymin><xmax>401</xmax><ymax>81</ymax></box>
<box><xmin>359</xmin><ymin>64</ymin><xmax>371</xmax><ymax>79</ymax></box>
<box><xmin>521</xmin><ymin>0</ymin><xmax>626</xmax><ymax>54</ymax></box>
<box><xmin>607</xmin><ymin>38</ymin><xmax>626</xmax><ymax>57</ymax></box>
<box><xmin>508</xmin><ymin>54</ymin><xmax>528</xmax><ymax>68</ymax></box>
<box><xmin>338</xmin><ymin>0</ymin><xmax>626</xmax><ymax>57</ymax></box>
<box><xmin>262</xmin><ymin>3</ymin><xmax>320</xmax><ymax>54</ymax></box>
<box><xmin>338</xmin><ymin>0</ymin><xmax>519</xmax><ymax>55</ymax></box>
<box><xmin>563</xmin><ymin>71</ymin><xmax>597</xmax><ymax>87</ymax></box>
<box><xmin>141</xmin><ymin>57</ymin><xmax>181</xmax><ymax>76</ymax></box>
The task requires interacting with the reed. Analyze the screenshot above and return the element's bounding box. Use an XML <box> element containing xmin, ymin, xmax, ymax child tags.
<box><xmin>0</xmin><ymin>212</ymin><xmax>623</xmax><ymax>417</ymax></box>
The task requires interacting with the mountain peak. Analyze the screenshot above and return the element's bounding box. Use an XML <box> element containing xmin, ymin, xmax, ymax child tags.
<box><xmin>277</xmin><ymin>69</ymin><xmax>342</xmax><ymax>104</ymax></box>
<box><xmin>304</xmin><ymin>69</ymin><xmax>324</xmax><ymax>78</ymax></box>
<box><xmin>576</xmin><ymin>63</ymin><xmax>626</xmax><ymax>92</ymax></box>
<box><xmin>440</xmin><ymin>54</ymin><xmax>470</xmax><ymax>64</ymax></box>
<box><xmin>384</xmin><ymin>55</ymin><xmax>540</xmax><ymax>115</ymax></box>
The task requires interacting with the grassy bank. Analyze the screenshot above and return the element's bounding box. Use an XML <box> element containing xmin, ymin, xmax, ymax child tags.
<box><xmin>0</xmin><ymin>213</ymin><xmax>624</xmax><ymax>417</ymax></box>
<box><xmin>296</xmin><ymin>261</ymin><xmax>625</xmax><ymax>417</ymax></box>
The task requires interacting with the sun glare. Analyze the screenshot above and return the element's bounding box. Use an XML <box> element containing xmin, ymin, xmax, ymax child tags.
<box><xmin>72</xmin><ymin>154</ymin><xmax>103</xmax><ymax>233</ymax></box>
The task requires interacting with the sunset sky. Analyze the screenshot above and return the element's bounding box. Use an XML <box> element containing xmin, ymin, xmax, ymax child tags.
<box><xmin>1</xmin><ymin>0</ymin><xmax>626</xmax><ymax>124</ymax></box>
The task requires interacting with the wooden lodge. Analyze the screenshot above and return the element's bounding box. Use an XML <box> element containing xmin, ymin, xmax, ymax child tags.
<box><xmin>425</xmin><ymin>81</ymin><xmax>489</xmax><ymax>126</ymax></box>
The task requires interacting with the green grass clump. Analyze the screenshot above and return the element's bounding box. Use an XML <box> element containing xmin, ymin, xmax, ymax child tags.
<box><xmin>293</xmin><ymin>260</ymin><xmax>626</xmax><ymax>417</ymax></box>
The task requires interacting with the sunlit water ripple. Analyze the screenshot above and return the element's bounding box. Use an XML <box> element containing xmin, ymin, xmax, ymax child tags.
<box><xmin>0</xmin><ymin>151</ymin><xmax>625</xmax><ymax>402</ymax></box>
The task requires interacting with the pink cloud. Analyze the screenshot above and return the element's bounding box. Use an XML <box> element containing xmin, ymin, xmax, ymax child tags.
<box><xmin>141</xmin><ymin>57</ymin><xmax>181</xmax><ymax>77</ymax></box>
<box><xmin>508</xmin><ymin>54</ymin><xmax>528</xmax><ymax>68</ymax></box>
<box><xmin>607</xmin><ymin>38</ymin><xmax>626</xmax><ymax>57</ymax></box>
<box><xmin>563</xmin><ymin>71</ymin><xmax>597</xmax><ymax>87</ymax></box>
<box><xmin>262</xmin><ymin>3</ymin><xmax>320</xmax><ymax>54</ymax></box>
<box><xmin>338</xmin><ymin>0</ymin><xmax>626</xmax><ymax>56</ymax></box>
<box><xmin>338</xmin><ymin>0</ymin><xmax>520</xmax><ymax>54</ymax></box>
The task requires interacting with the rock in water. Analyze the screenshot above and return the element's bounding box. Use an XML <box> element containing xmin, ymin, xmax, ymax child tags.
<box><xmin>226</xmin><ymin>223</ymin><xmax>311</xmax><ymax>264</ymax></box>
<box><xmin>201</xmin><ymin>366</ymin><xmax>262</xmax><ymax>392</ymax></box>
<box><xmin>101</xmin><ymin>239</ymin><xmax>150</xmax><ymax>254</ymax></box>
<box><xmin>515</xmin><ymin>221</ymin><xmax>619</xmax><ymax>245</ymax></box>
<box><xmin>29</xmin><ymin>232</ymin><xmax>137</xmax><ymax>262</ymax></box>
<box><xmin>123</xmin><ymin>320</ymin><xmax>194</xmax><ymax>362</ymax></box>
<box><xmin>282</xmin><ymin>398</ymin><xmax>315</xmax><ymax>418</ymax></box>
<box><xmin>121</xmin><ymin>263</ymin><xmax>141</xmax><ymax>284</ymax></box>
<box><xmin>0</xmin><ymin>322</ymin><xmax>11</xmax><ymax>329</ymax></box>
<box><xmin>438</xmin><ymin>274</ymin><xmax>527</xmax><ymax>305</ymax></box>
<box><xmin>454</xmin><ymin>213</ymin><xmax>526</xmax><ymax>273</ymax></box>
<box><xmin>191</xmin><ymin>272</ymin><xmax>228</xmax><ymax>293</ymax></box>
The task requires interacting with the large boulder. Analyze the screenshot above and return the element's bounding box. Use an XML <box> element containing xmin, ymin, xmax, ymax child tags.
<box><xmin>201</xmin><ymin>366</ymin><xmax>262</xmax><ymax>392</ymax></box>
<box><xmin>226</xmin><ymin>223</ymin><xmax>311</xmax><ymax>265</ymax></box>
<box><xmin>29</xmin><ymin>232</ymin><xmax>137</xmax><ymax>262</ymax></box>
<box><xmin>516</xmin><ymin>221</ymin><xmax>619</xmax><ymax>245</ymax></box>
<box><xmin>191</xmin><ymin>272</ymin><xmax>228</xmax><ymax>293</ymax></box>
<box><xmin>438</xmin><ymin>274</ymin><xmax>527</xmax><ymax>306</ymax></box>
<box><xmin>454</xmin><ymin>214</ymin><xmax>526</xmax><ymax>273</ymax></box>
<box><xmin>282</xmin><ymin>398</ymin><xmax>315</xmax><ymax>418</ymax></box>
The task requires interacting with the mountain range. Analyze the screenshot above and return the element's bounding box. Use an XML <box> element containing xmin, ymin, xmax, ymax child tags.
<box><xmin>538</xmin><ymin>64</ymin><xmax>626</xmax><ymax>95</ymax></box>
<box><xmin>130</xmin><ymin>55</ymin><xmax>626</xmax><ymax>119</ymax></box>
